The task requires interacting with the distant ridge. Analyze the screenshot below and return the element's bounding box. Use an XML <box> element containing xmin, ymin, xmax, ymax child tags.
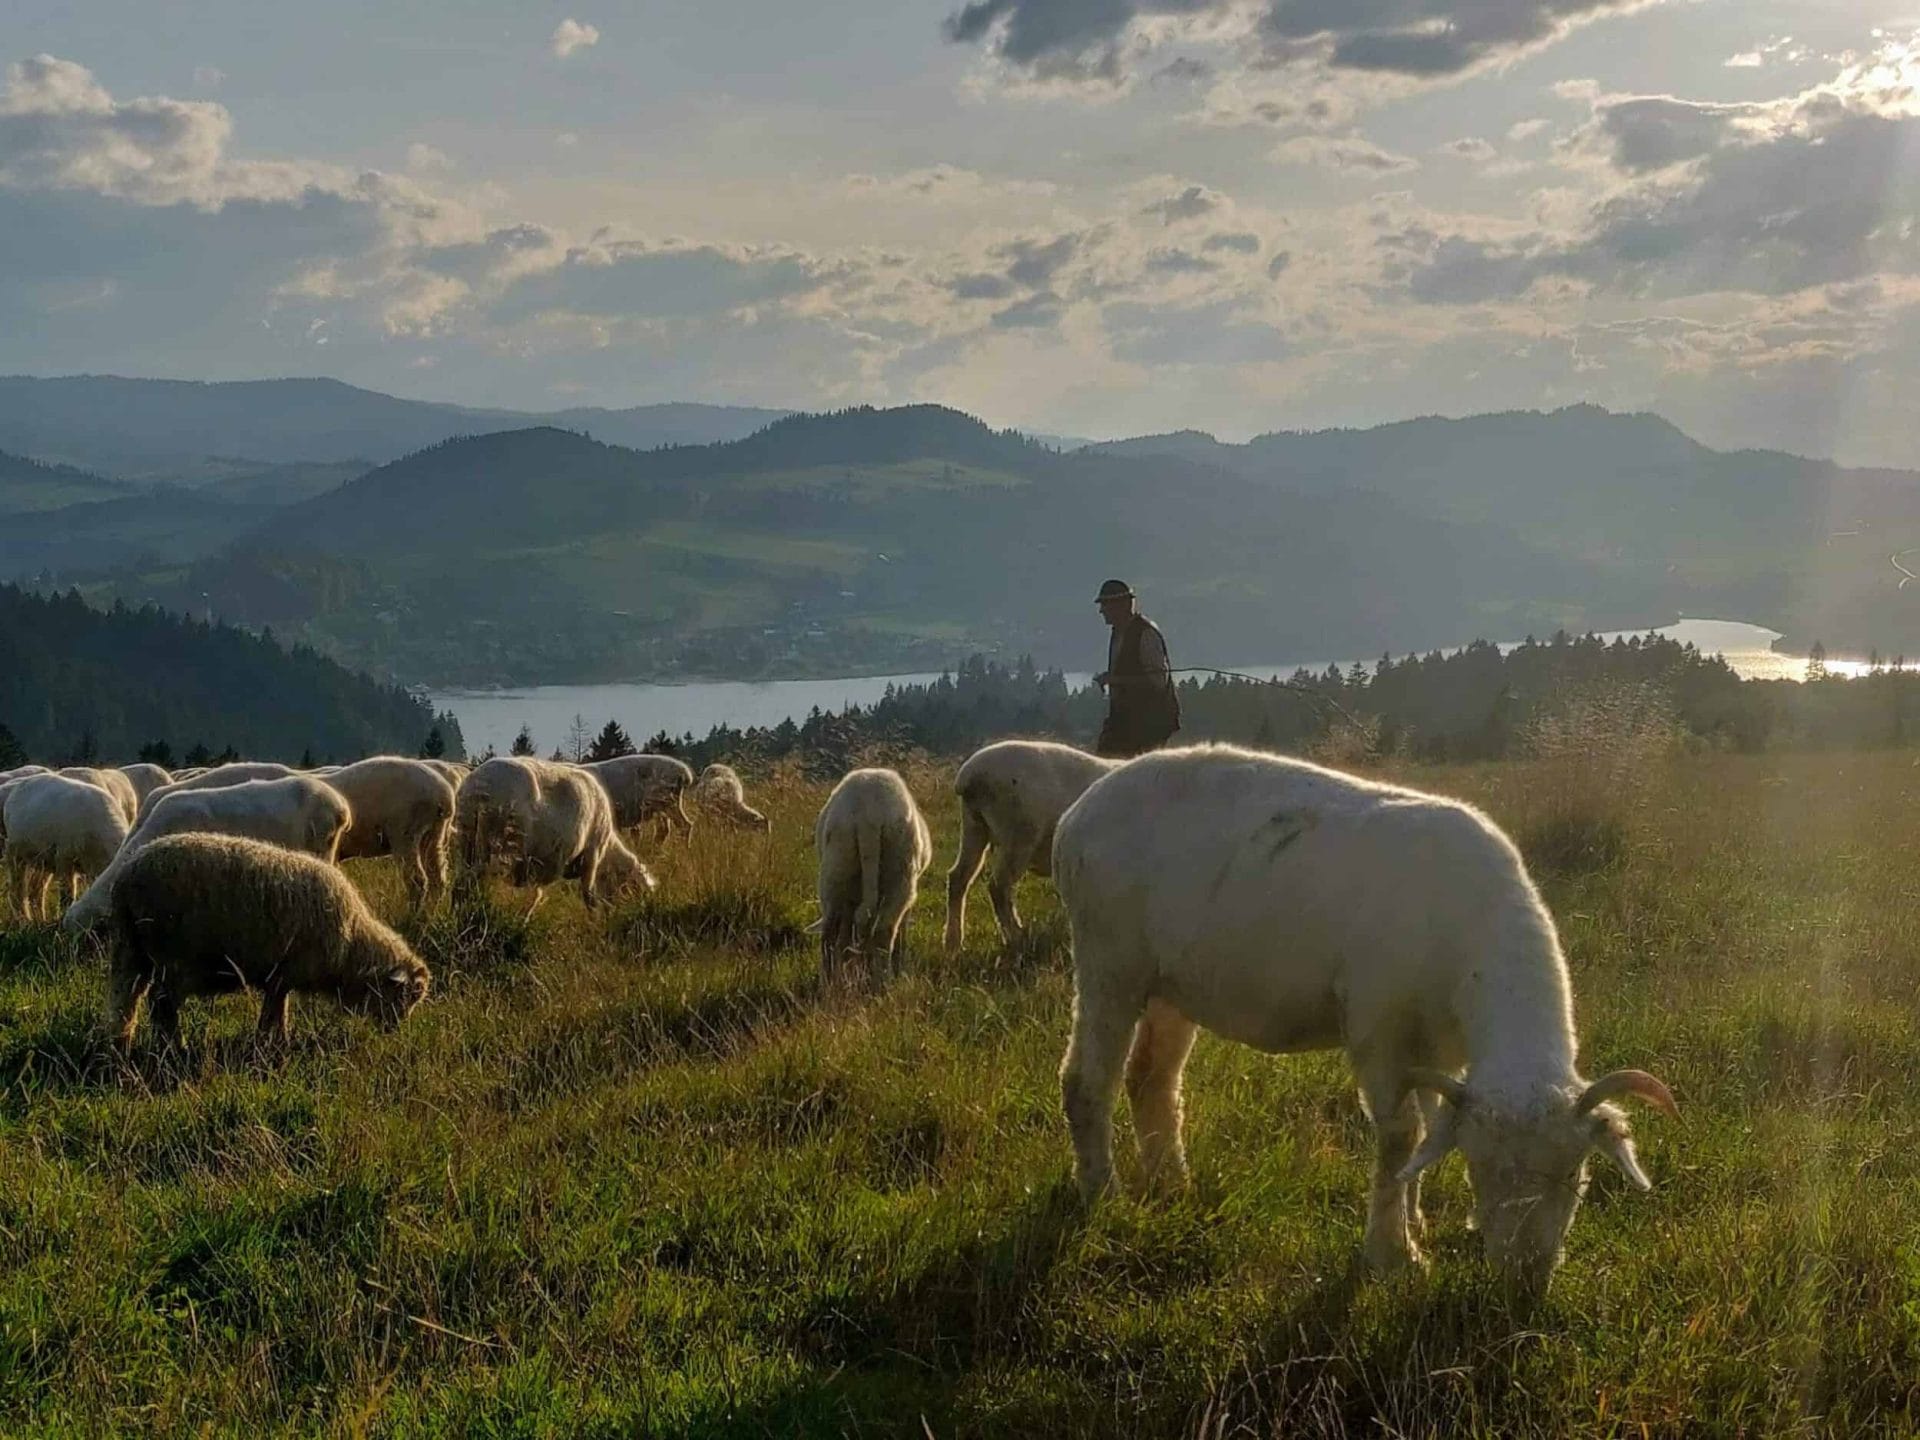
<box><xmin>0</xmin><ymin>374</ymin><xmax>791</xmax><ymax>474</ymax></box>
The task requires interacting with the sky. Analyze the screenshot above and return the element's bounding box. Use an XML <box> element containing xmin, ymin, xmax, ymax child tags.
<box><xmin>8</xmin><ymin>1</ymin><xmax>1920</xmax><ymax>464</ymax></box>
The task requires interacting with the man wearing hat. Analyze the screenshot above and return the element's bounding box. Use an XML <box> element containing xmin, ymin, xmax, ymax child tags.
<box><xmin>1093</xmin><ymin>579</ymin><xmax>1181</xmax><ymax>758</ymax></box>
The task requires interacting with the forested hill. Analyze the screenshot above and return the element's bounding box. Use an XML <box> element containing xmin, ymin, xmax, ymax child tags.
<box><xmin>0</xmin><ymin>586</ymin><xmax>461</xmax><ymax>765</ymax></box>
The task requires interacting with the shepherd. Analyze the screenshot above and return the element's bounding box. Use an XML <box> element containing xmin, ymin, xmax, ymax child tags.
<box><xmin>1093</xmin><ymin>578</ymin><xmax>1181</xmax><ymax>758</ymax></box>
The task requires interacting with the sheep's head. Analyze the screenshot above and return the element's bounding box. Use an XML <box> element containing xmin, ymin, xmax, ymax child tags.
<box><xmin>598</xmin><ymin>841</ymin><xmax>656</xmax><ymax>900</ymax></box>
<box><xmin>1402</xmin><ymin>1069</ymin><xmax>1677</xmax><ymax>1291</ymax></box>
<box><xmin>345</xmin><ymin>935</ymin><xmax>431</xmax><ymax>1028</ymax></box>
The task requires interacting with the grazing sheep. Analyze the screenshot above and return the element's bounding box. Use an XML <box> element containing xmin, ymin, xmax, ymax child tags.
<box><xmin>509</xmin><ymin>760</ymin><xmax>654</xmax><ymax>908</ymax></box>
<box><xmin>64</xmin><ymin>776</ymin><xmax>353</xmax><ymax>933</ymax></box>
<box><xmin>1052</xmin><ymin>745</ymin><xmax>1677</xmax><ymax>1291</ymax></box>
<box><xmin>420</xmin><ymin>758</ymin><xmax>469</xmax><ymax>790</ymax></box>
<box><xmin>585</xmin><ymin>754</ymin><xmax>694</xmax><ymax>841</ymax></box>
<box><xmin>58</xmin><ymin>767</ymin><xmax>139</xmax><ymax>826</ymax></box>
<box><xmin>945</xmin><ymin>740</ymin><xmax>1120</xmax><ymax>954</ymax></box>
<box><xmin>322</xmin><ymin>756</ymin><xmax>457</xmax><ymax>901</ymax></box>
<box><xmin>814</xmin><ymin>768</ymin><xmax>932</xmax><ymax>982</ymax></box>
<box><xmin>136</xmin><ymin>762</ymin><xmax>296</xmax><ymax>823</ymax></box>
<box><xmin>0</xmin><ymin>764</ymin><xmax>47</xmax><ymax>785</ymax></box>
<box><xmin>692</xmin><ymin>763</ymin><xmax>771</xmax><ymax>832</ymax></box>
<box><xmin>3</xmin><ymin>774</ymin><xmax>131</xmax><ymax>921</ymax></box>
<box><xmin>453</xmin><ymin>757</ymin><xmax>540</xmax><ymax>871</ymax></box>
<box><xmin>105</xmin><ymin>832</ymin><xmax>430</xmax><ymax>1052</ymax></box>
<box><xmin>117</xmin><ymin>763</ymin><xmax>174</xmax><ymax>805</ymax></box>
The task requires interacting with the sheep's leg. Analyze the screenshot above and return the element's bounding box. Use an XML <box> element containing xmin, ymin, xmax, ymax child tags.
<box><xmin>32</xmin><ymin>867</ymin><xmax>54</xmax><ymax>924</ymax></box>
<box><xmin>578</xmin><ymin>847</ymin><xmax>604</xmax><ymax>909</ymax></box>
<box><xmin>104</xmin><ymin>959</ymin><xmax>151</xmax><ymax>1053</ymax></box>
<box><xmin>986</xmin><ymin>842</ymin><xmax>1030</xmax><ymax>952</ymax></box>
<box><xmin>944</xmin><ymin>805</ymin><xmax>990</xmax><ymax>954</ymax></box>
<box><xmin>870</xmin><ymin>866</ymin><xmax>916</xmax><ymax>982</ymax></box>
<box><xmin>256</xmin><ymin>985</ymin><xmax>292</xmax><ymax>1044</ymax></box>
<box><xmin>424</xmin><ymin>818</ymin><xmax>451</xmax><ymax>897</ymax></box>
<box><xmin>1357</xmin><ymin>1064</ymin><xmax>1425</xmax><ymax>1271</ymax></box>
<box><xmin>819</xmin><ymin>904</ymin><xmax>853</xmax><ymax>984</ymax></box>
<box><xmin>1061</xmin><ymin>988</ymin><xmax>1139</xmax><ymax>1202</ymax></box>
<box><xmin>148</xmin><ymin>986</ymin><xmax>183</xmax><ymax>1053</ymax></box>
<box><xmin>400</xmin><ymin>826</ymin><xmax>430</xmax><ymax>903</ymax></box>
<box><xmin>1124</xmin><ymin>998</ymin><xmax>1199</xmax><ymax>1197</ymax></box>
<box><xmin>1409</xmin><ymin>1089</ymin><xmax>1441</xmax><ymax>1240</ymax></box>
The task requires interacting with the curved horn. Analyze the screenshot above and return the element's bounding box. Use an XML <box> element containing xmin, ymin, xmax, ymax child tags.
<box><xmin>1406</xmin><ymin>1068</ymin><xmax>1470</xmax><ymax>1106</ymax></box>
<box><xmin>1576</xmin><ymin>1069</ymin><xmax>1678</xmax><ymax>1119</ymax></box>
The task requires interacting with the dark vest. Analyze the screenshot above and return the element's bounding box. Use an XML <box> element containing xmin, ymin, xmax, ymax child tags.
<box><xmin>1101</xmin><ymin>614</ymin><xmax>1181</xmax><ymax>757</ymax></box>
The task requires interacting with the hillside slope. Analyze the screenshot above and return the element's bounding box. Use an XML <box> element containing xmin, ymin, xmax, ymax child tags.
<box><xmin>0</xmin><ymin>584</ymin><xmax>459</xmax><ymax>763</ymax></box>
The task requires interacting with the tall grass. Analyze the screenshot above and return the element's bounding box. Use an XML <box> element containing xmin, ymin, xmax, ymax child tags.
<box><xmin>4</xmin><ymin>752</ymin><xmax>1920</xmax><ymax>1433</ymax></box>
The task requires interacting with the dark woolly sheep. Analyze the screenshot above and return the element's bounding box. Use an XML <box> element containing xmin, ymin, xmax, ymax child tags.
<box><xmin>106</xmin><ymin>832</ymin><xmax>430</xmax><ymax>1052</ymax></box>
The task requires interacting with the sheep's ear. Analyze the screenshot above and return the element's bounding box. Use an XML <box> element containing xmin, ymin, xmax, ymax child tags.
<box><xmin>1396</xmin><ymin>1105</ymin><xmax>1459</xmax><ymax>1182</ymax></box>
<box><xmin>1589</xmin><ymin>1113</ymin><xmax>1654</xmax><ymax>1191</ymax></box>
<box><xmin>388</xmin><ymin>967</ymin><xmax>412</xmax><ymax>985</ymax></box>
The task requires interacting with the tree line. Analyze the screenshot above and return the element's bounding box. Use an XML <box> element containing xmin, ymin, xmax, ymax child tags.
<box><xmin>529</xmin><ymin>633</ymin><xmax>1920</xmax><ymax>773</ymax></box>
<box><xmin>0</xmin><ymin>585</ymin><xmax>462</xmax><ymax>766</ymax></box>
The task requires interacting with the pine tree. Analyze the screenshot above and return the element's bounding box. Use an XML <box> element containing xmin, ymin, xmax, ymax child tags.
<box><xmin>0</xmin><ymin>722</ymin><xmax>25</xmax><ymax>769</ymax></box>
<box><xmin>185</xmin><ymin>741</ymin><xmax>213</xmax><ymax>767</ymax></box>
<box><xmin>511</xmin><ymin>725</ymin><xmax>536</xmax><ymax>757</ymax></box>
<box><xmin>300</xmin><ymin>747</ymin><xmax>317</xmax><ymax>769</ymax></box>
<box><xmin>137</xmin><ymin>739</ymin><xmax>176</xmax><ymax>768</ymax></box>
<box><xmin>69</xmin><ymin>728</ymin><xmax>99</xmax><ymax>765</ymax></box>
<box><xmin>421</xmin><ymin>726</ymin><xmax>447</xmax><ymax>759</ymax></box>
<box><xmin>587</xmin><ymin>718</ymin><xmax>636</xmax><ymax>762</ymax></box>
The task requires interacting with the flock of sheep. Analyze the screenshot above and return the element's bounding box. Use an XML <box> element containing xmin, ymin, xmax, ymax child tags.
<box><xmin>1</xmin><ymin>735</ymin><xmax>1675</xmax><ymax>1292</ymax></box>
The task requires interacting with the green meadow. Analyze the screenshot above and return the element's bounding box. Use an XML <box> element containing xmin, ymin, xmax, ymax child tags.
<box><xmin>5</xmin><ymin>750</ymin><xmax>1920</xmax><ymax>1435</ymax></box>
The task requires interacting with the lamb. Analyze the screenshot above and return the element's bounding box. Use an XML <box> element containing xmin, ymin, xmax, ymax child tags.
<box><xmin>3</xmin><ymin>774</ymin><xmax>131</xmax><ymax>921</ymax></box>
<box><xmin>136</xmin><ymin>761</ymin><xmax>298</xmax><ymax>824</ymax></box>
<box><xmin>585</xmin><ymin>754</ymin><xmax>694</xmax><ymax>841</ymax></box>
<box><xmin>104</xmin><ymin>832</ymin><xmax>430</xmax><ymax>1052</ymax></box>
<box><xmin>944</xmin><ymin>740</ymin><xmax>1120</xmax><ymax>954</ymax></box>
<box><xmin>59</xmin><ymin>766</ymin><xmax>139</xmax><ymax>826</ymax></box>
<box><xmin>322</xmin><ymin>756</ymin><xmax>457</xmax><ymax>901</ymax></box>
<box><xmin>117</xmin><ymin>763</ymin><xmax>174</xmax><ymax>805</ymax></box>
<box><xmin>507</xmin><ymin>760</ymin><xmax>654</xmax><ymax>908</ymax></box>
<box><xmin>1051</xmin><ymin>745</ymin><xmax>1677</xmax><ymax>1292</ymax></box>
<box><xmin>64</xmin><ymin>776</ymin><xmax>353</xmax><ymax>933</ymax></box>
<box><xmin>692</xmin><ymin>763</ymin><xmax>771</xmax><ymax>832</ymax></box>
<box><xmin>814</xmin><ymin>768</ymin><xmax>932</xmax><ymax>983</ymax></box>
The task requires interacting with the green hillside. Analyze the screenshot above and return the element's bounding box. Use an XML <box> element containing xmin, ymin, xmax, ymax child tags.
<box><xmin>0</xmin><ymin>449</ymin><xmax>135</xmax><ymax>515</ymax></box>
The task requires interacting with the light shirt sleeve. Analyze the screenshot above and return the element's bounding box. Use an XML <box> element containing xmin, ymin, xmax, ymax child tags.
<box><xmin>1137</xmin><ymin>624</ymin><xmax>1170</xmax><ymax>678</ymax></box>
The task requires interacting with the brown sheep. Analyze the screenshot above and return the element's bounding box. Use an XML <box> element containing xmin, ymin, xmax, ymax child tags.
<box><xmin>105</xmin><ymin>833</ymin><xmax>430</xmax><ymax>1052</ymax></box>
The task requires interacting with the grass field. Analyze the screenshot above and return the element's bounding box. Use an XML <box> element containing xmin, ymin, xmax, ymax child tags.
<box><xmin>6</xmin><ymin>750</ymin><xmax>1920</xmax><ymax>1435</ymax></box>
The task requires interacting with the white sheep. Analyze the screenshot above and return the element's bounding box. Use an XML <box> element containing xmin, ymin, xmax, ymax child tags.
<box><xmin>321</xmin><ymin>756</ymin><xmax>458</xmax><ymax>901</ymax></box>
<box><xmin>692</xmin><ymin>763</ymin><xmax>771</xmax><ymax>832</ymax></box>
<box><xmin>0</xmin><ymin>764</ymin><xmax>47</xmax><ymax>785</ymax></box>
<box><xmin>508</xmin><ymin>760</ymin><xmax>654</xmax><ymax>908</ymax></box>
<box><xmin>3</xmin><ymin>774</ymin><xmax>131</xmax><ymax>921</ymax></box>
<box><xmin>420</xmin><ymin>758</ymin><xmax>469</xmax><ymax>792</ymax></box>
<box><xmin>58</xmin><ymin>766</ymin><xmax>139</xmax><ymax>826</ymax></box>
<box><xmin>585</xmin><ymin>754</ymin><xmax>694</xmax><ymax>842</ymax></box>
<box><xmin>136</xmin><ymin>761</ymin><xmax>296</xmax><ymax>823</ymax></box>
<box><xmin>1051</xmin><ymin>745</ymin><xmax>1677</xmax><ymax>1291</ymax></box>
<box><xmin>944</xmin><ymin>740</ymin><xmax>1119</xmax><ymax>954</ymax></box>
<box><xmin>814</xmin><ymin>768</ymin><xmax>932</xmax><ymax>983</ymax></box>
<box><xmin>453</xmin><ymin>757</ymin><xmax>540</xmax><ymax>872</ymax></box>
<box><xmin>116</xmin><ymin>763</ymin><xmax>173</xmax><ymax>805</ymax></box>
<box><xmin>64</xmin><ymin>776</ymin><xmax>353</xmax><ymax>933</ymax></box>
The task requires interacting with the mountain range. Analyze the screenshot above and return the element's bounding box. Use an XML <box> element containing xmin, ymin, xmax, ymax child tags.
<box><xmin>6</xmin><ymin>377</ymin><xmax>1920</xmax><ymax>684</ymax></box>
<box><xmin>0</xmin><ymin>375</ymin><xmax>789</xmax><ymax>476</ymax></box>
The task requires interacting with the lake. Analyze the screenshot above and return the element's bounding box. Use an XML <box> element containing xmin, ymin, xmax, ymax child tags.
<box><xmin>429</xmin><ymin>617</ymin><xmax>1852</xmax><ymax>757</ymax></box>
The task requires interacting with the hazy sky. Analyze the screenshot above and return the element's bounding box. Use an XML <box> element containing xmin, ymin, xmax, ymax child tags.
<box><xmin>8</xmin><ymin>2</ymin><xmax>1920</xmax><ymax>462</ymax></box>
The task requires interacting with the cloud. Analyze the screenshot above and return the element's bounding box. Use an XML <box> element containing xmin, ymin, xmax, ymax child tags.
<box><xmin>1507</xmin><ymin>117</ymin><xmax>1550</xmax><ymax>141</ymax></box>
<box><xmin>1140</xmin><ymin>183</ymin><xmax>1220</xmax><ymax>225</ymax></box>
<box><xmin>1266</xmin><ymin>249</ymin><xmax>1292</xmax><ymax>276</ymax></box>
<box><xmin>0</xmin><ymin>53</ymin><xmax>235</xmax><ymax>204</ymax></box>
<box><xmin>1271</xmin><ymin>133</ymin><xmax>1417</xmax><ymax>173</ymax></box>
<box><xmin>1144</xmin><ymin>245</ymin><xmax>1217</xmax><ymax>274</ymax></box>
<box><xmin>1000</xmin><ymin>231</ymin><xmax>1083</xmax><ymax>287</ymax></box>
<box><xmin>551</xmin><ymin>20</ymin><xmax>601</xmax><ymax>60</ymax></box>
<box><xmin>843</xmin><ymin>163</ymin><xmax>1056</xmax><ymax>201</ymax></box>
<box><xmin>406</xmin><ymin>142</ymin><xmax>451</xmax><ymax>172</ymax></box>
<box><xmin>1407</xmin><ymin>42</ymin><xmax>1920</xmax><ymax>304</ymax></box>
<box><xmin>1203</xmin><ymin>230</ymin><xmax>1260</xmax><ymax>253</ymax></box>
<box><xmin>1441</xmin><ymin>136</ymin><xmax>1497</xmax><ymax>161</ymax></box>
<box><xmin>943</xmin><ymin>0</ymin><xmax>1665</xmax><ymax>94</ymax></box>
<box><xmin>192</xmin><ymin>65</ymin><xmax>225</xmax><ymax>90</ymax></box>
<box><xmin>992</xmin><ymin>290</ymin><xmax>1065</xmax><ymax>328</ymax></box>
<box><xmin>1104</xmin><ymin>295</ymin><xmax>1293</xmax><ymax>365</ymax></box>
